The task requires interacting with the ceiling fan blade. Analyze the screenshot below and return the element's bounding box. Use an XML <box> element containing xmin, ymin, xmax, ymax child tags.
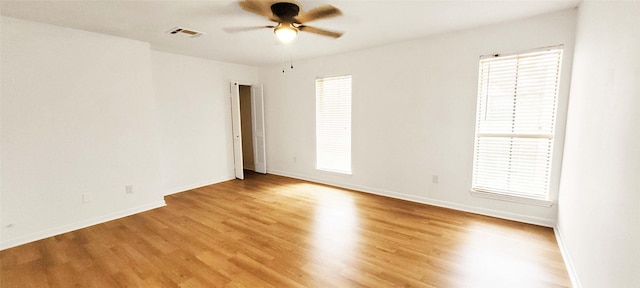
<box><xmin>223</xmin><ymin>26</ymin><xmax>274</xmax><ymax>33</ymax></box>
<box><xmin>239</xmin><ymin>0</ymin><xmax>273</xmax><ymax>18</ymax></box>
<box><xmin>298</xmin><ymin>25</ymin><xmax>343</xmax><ymax>38</ymax></box>
<box><xmin>295</xmin><ymin>5</ymin><xmax>342</xmax><ymax>23</ymax></box>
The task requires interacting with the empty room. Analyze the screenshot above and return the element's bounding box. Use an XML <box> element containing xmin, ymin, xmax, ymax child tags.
<box><xmin>1</xmin><ymin>0</ymin><xmax>638</xmax><ymax>287</ymax></box>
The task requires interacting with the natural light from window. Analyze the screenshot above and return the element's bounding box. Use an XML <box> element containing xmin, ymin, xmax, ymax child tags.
<box><xmin>471</xmin><ymin>46</ymin><xmax>563</xmax><ymax>205</ymax></box>
<box><xmin>316</xmin><ymin>75</ymin><xmax>352</xmax><ymax>174</ymax></box>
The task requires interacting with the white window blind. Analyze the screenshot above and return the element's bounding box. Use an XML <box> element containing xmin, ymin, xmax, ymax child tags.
<box><xmin>472</xmin><ymin>47</ymin><xmax>563</xmax><ymax>202</ymax></box>
<box><xmin>316</xmin><ymin>75</ymin><xmax>352</xmax><ymax>174</ymax></box>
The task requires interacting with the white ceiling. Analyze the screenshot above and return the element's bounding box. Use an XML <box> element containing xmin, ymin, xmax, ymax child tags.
<box><xmin>1</xmin><ymin>0</ymin><xmax>580</xmax><ymax>66</ymax></box>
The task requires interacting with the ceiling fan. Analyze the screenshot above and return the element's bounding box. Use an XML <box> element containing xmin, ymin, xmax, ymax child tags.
<box><xmin>228</xmin><ymin>0</ymin><xmax>344</xmax><ymax>43</ymax></box>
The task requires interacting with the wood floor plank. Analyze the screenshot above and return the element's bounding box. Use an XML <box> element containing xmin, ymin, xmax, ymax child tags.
<box><xmin>0</xmin><ymin>172</ymin><xmax>571</xmax><ymax>287</ymax></box>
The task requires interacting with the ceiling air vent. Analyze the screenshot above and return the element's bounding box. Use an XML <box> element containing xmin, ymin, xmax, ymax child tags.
<box><xmin>166</xmin><ymin>27</ymin><xmax>204</xmax><ymax>38</ymax></box>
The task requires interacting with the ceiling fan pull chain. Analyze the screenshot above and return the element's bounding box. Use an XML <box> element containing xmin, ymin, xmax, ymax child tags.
<box><xmin>282</xmin><ymin>48</ymin><xmax>286</xmax><ymax>73</ymax></box>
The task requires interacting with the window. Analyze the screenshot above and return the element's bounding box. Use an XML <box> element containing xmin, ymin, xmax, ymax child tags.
<box><xmin>471</xmin><ymin>46</ymin><xmax>563</xmax><ymax>205</ymax></box>
<box><xmin>316</xmin><ymin>75</ymin><xmax>352</xmax><ymax>174</ymax></box>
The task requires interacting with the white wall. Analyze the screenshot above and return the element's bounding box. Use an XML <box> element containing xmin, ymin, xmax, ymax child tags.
<box><xmin>151</xmin><ymin>51</ymin><xmax>258</xmax><ymax>195</ymax></box>
<box><xmin>557</xmin><ymin>1</ymin><xmax>640</xmax><ymax>287</ymax></box>
<box><xmin>1</xmin><ymin>17</ymin><xmax>165</xmax><ymax>249</ymax></box>
<box><xmin>259</xmin><ymin>9</ymin><xmax>577</xmax><ymax>226</ymax></box>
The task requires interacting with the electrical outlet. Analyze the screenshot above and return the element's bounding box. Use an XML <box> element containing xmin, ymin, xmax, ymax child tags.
<box><xmin>126</xmin><ymin>185</ymin><xmax>134</xmax><ymax>194</ymax></box>
<box><xmin>432</xmin><ymin>175</ymin><xmax>439</xmax><ymax>184</ymax></box>
<box><xmin>82</xmin><ymin>193</ymin><xmax>92</xmax><ymax>203</ymax></box>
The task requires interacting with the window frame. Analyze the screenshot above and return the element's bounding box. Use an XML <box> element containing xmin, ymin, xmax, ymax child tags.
<box><xmin>470</xmin><ymin>46</ymin><xmax>564</xmax><ymax>207</ymax></box>
<box><xmin>315</xmin><ymin>75</ymin><xmax>353</xmax><ymax>175</ymax></box>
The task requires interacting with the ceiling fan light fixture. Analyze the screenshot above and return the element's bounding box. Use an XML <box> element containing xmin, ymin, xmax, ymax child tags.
<box><xmin>274</xmin><ymin>24</ymin><xmax>298</xmax><ymax>43</ymax></box>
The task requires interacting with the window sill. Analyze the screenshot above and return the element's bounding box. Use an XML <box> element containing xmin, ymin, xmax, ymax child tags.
<box><xmin>470</xmin><ymin>190</ymin><xmax>553</xmax><ymax>207</ymax></box>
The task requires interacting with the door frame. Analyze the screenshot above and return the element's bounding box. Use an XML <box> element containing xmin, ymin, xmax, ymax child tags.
<box><xmin>230</xmin><ymin>81</ymin><xmax>266</xmax><ymax>179</ymax></box>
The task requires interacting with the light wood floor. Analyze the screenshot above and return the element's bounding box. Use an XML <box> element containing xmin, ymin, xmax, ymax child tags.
<box><xmin>1</xmin><ymin>172</ymin><xmax>571</xmax><ymax>287</ymax></box>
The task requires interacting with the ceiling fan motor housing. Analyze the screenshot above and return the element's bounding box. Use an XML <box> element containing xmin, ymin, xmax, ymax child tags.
<box><xmin>271</xmin><ymin>2</ymin><xmax>300</xmax><ymax>22</ymax></box>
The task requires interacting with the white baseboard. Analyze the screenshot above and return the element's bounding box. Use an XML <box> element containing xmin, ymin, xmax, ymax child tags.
<box><xmin>554</xmin><ymin>225</ymin><xmax>582</xmax><ymax>288</ymax></box>
<box><xmin>0</xmin><ymin>200</ymin><xmax>166</xmax><ymax>250</ymax></box>
<box><xmin>2</xmin><ymin>176</ymin><xmax>235</xmax><ymax>250</ymax></box>
<box><xmin>164</xmin><ymin>176</ymin><xmax>235</xmax><ymax>196</ymax></box>
<box><xmin>267</xmin><ymin>169</ymin><xmax>555</xmax><ymax>227</ymax></box>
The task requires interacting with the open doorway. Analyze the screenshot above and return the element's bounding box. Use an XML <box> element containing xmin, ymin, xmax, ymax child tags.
<box><xmin>230</xmin><ymin>82</ymin><xmax>266</xmax><ymax>180</ymax></box>
<box><xmin>239</xmin><ymin>85</ymin><xmax>255</xmax><ymax>171</ymax></box>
